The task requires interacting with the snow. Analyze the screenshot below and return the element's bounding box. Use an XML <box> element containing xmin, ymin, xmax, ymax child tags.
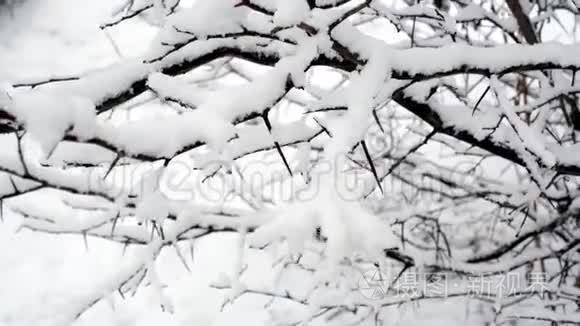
<box><xmin>273</xmin><ymin>0</ymin><xmax>310</xmax><ymax>27</ymax></box>
<box><xmin>151</xmin><ymin>0</ymin><xmax>168</xmax><ymax>25</ymax></box>
<box><xmin>243</xmin><ymin>33</ymin><xmax>400</xmax><ymax>263</ymax></box>
<box><xmin>15</xmin><ymin>0</ymin><xmax>579</xmax><ymax>164</ymax></box>
<box><xmin>294</xmin><ymin>142</ymin><xmax>311</xmax><ymax>176</ymax></box>
<box><xmin>160</xmin><ymin>0</ymin><xmax>245</xmax><ymax>38</ymax></box>
<box><xmin>248</xmin><ymin>191</ymin><xmax>397</xmax><ymax>264</ymax></box>
<box><xmin>96</xmin><ymin>109</ymin><xmax>236</xmax><ymax>157</ymax></box>
<box><xmin>324</xmin><ymin>45</ymin><xmax>393</xmax><ymax>157</ymax></box>
<box><xmin>456</xmin><ymin>4</ymin><xmax>486</xmax><ymax>21</ymax></box>
<box><xmin>490</xmin><ymin>76</ymin><xmax>556</xmax><ymax>169</ymax></box>
<box><xmin>334</xmin><ymin>21</ymin><xmax>580</xmax><ymax>79</ymax></box>
<box><xmin>59</xmin><ymin>60</ymin><xmax>152</xmax><ymax>108</ymax></box>
<box><xmin>1</xmin><ymin>87</ymin><xmax>97</xmax><ymax>156</ymax></box>
<box><xmin>135</xmin><ymin>170</ymin><xmax>170</xmax><ymax>224</ymax></box>
<box><xmin>146</xmin><ymin>72</ymin><xmax>208</xmax><ymax>108</ymax></box>
<box><xmin>389</xmin><ymin>42</ymin><xmax>580</xmax><ymax>78</ymax></box>
<box><xmin>553</xmin><ymin>142</ymin><xmax>580</xmax><ymax>167</ymax></box>
<box><xmin>505</xmin><ymin>309</ymin><xmax>580</xmax><ymax>324</ymax></box>
<box><xmin>2</xmin><ymin>1</ymin><xmax>580</xmax><ymax>325</ymax></box>
<box><xmin>97</xmin><ymin>31</ymin><xmax>320</xmax><ymax>159</ymax></box>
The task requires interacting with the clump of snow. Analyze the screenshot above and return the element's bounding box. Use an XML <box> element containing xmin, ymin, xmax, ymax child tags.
<box><xmin>249</xmin><ymin>187</ymin><xmax>397</xmax><ymax>264</ymax></box>
<box><xmin>115</xmin><ymin>34</ymin><xmax>319</xmax><ymax>159</ymax></box>
<box><xmin>98</xmin><ymin>110</ymin><xmax>235</xmax><ymax>157</ymax></box>
<box><xmin>56</xmin><ymin>59</ymin><xmax>152</xmax><ymax>108</ymax></box>
<box><xmin>150</xmin><ymin>0</ymin><xmax>179</xmax><ymax>26</ymax></box>
<box><xmin>68</xmin><ymin>96</ymin><xmax>97</xmax><ymax>140</ymax></box>
<box><xmin>147</xmin><ymin>72</ymin><xmax>208</xmax><ymax>108</ymax></box>
<box><xmin>294</xmin><ymin>142</ymin><xmax>311</xmax><ymax>176</ymax></box>
<box><xmin>158</xmin><ymin>0</ymin><xmax>245</xmax><ymax>42</ymax></box>
<box><xmin>324</xmin><ymin>42</ymin><xmax>392</xmax><ymax>158</ymax></box>
<box><xmin>490</xmin><ymin>76</ymin><xmax>556</xmax><ymax>168</ymax></box>
<box><xmin>273</xmin><ymin>0</ymin><xmax>310</xmax><ymax>27</ymax></box>
<box><xmin>2</xmin><ymin>86</ymin><xmax>97</xmax><ymax>156</ymax></box>
<box><xmin>135</xmin><ymin>167</ymin><xmax>169</xmax><ymax>224</ymax></box>
<box><xmin>210</xmin><ymin>272</ymin><xmax>232</xmax><ymax>288</ymax></box>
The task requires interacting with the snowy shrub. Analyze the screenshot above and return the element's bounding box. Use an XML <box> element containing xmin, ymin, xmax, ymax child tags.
<box><xmin>1</xmin><ymin>0</ymin><xmax>580</xmax><ymax>324</ymax></box>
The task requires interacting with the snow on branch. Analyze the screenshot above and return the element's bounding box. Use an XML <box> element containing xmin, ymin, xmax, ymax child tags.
<box><xmin>2</xmin><ymin>0</ymin><xmax>580</xmax><ymax>324</ymax></box>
